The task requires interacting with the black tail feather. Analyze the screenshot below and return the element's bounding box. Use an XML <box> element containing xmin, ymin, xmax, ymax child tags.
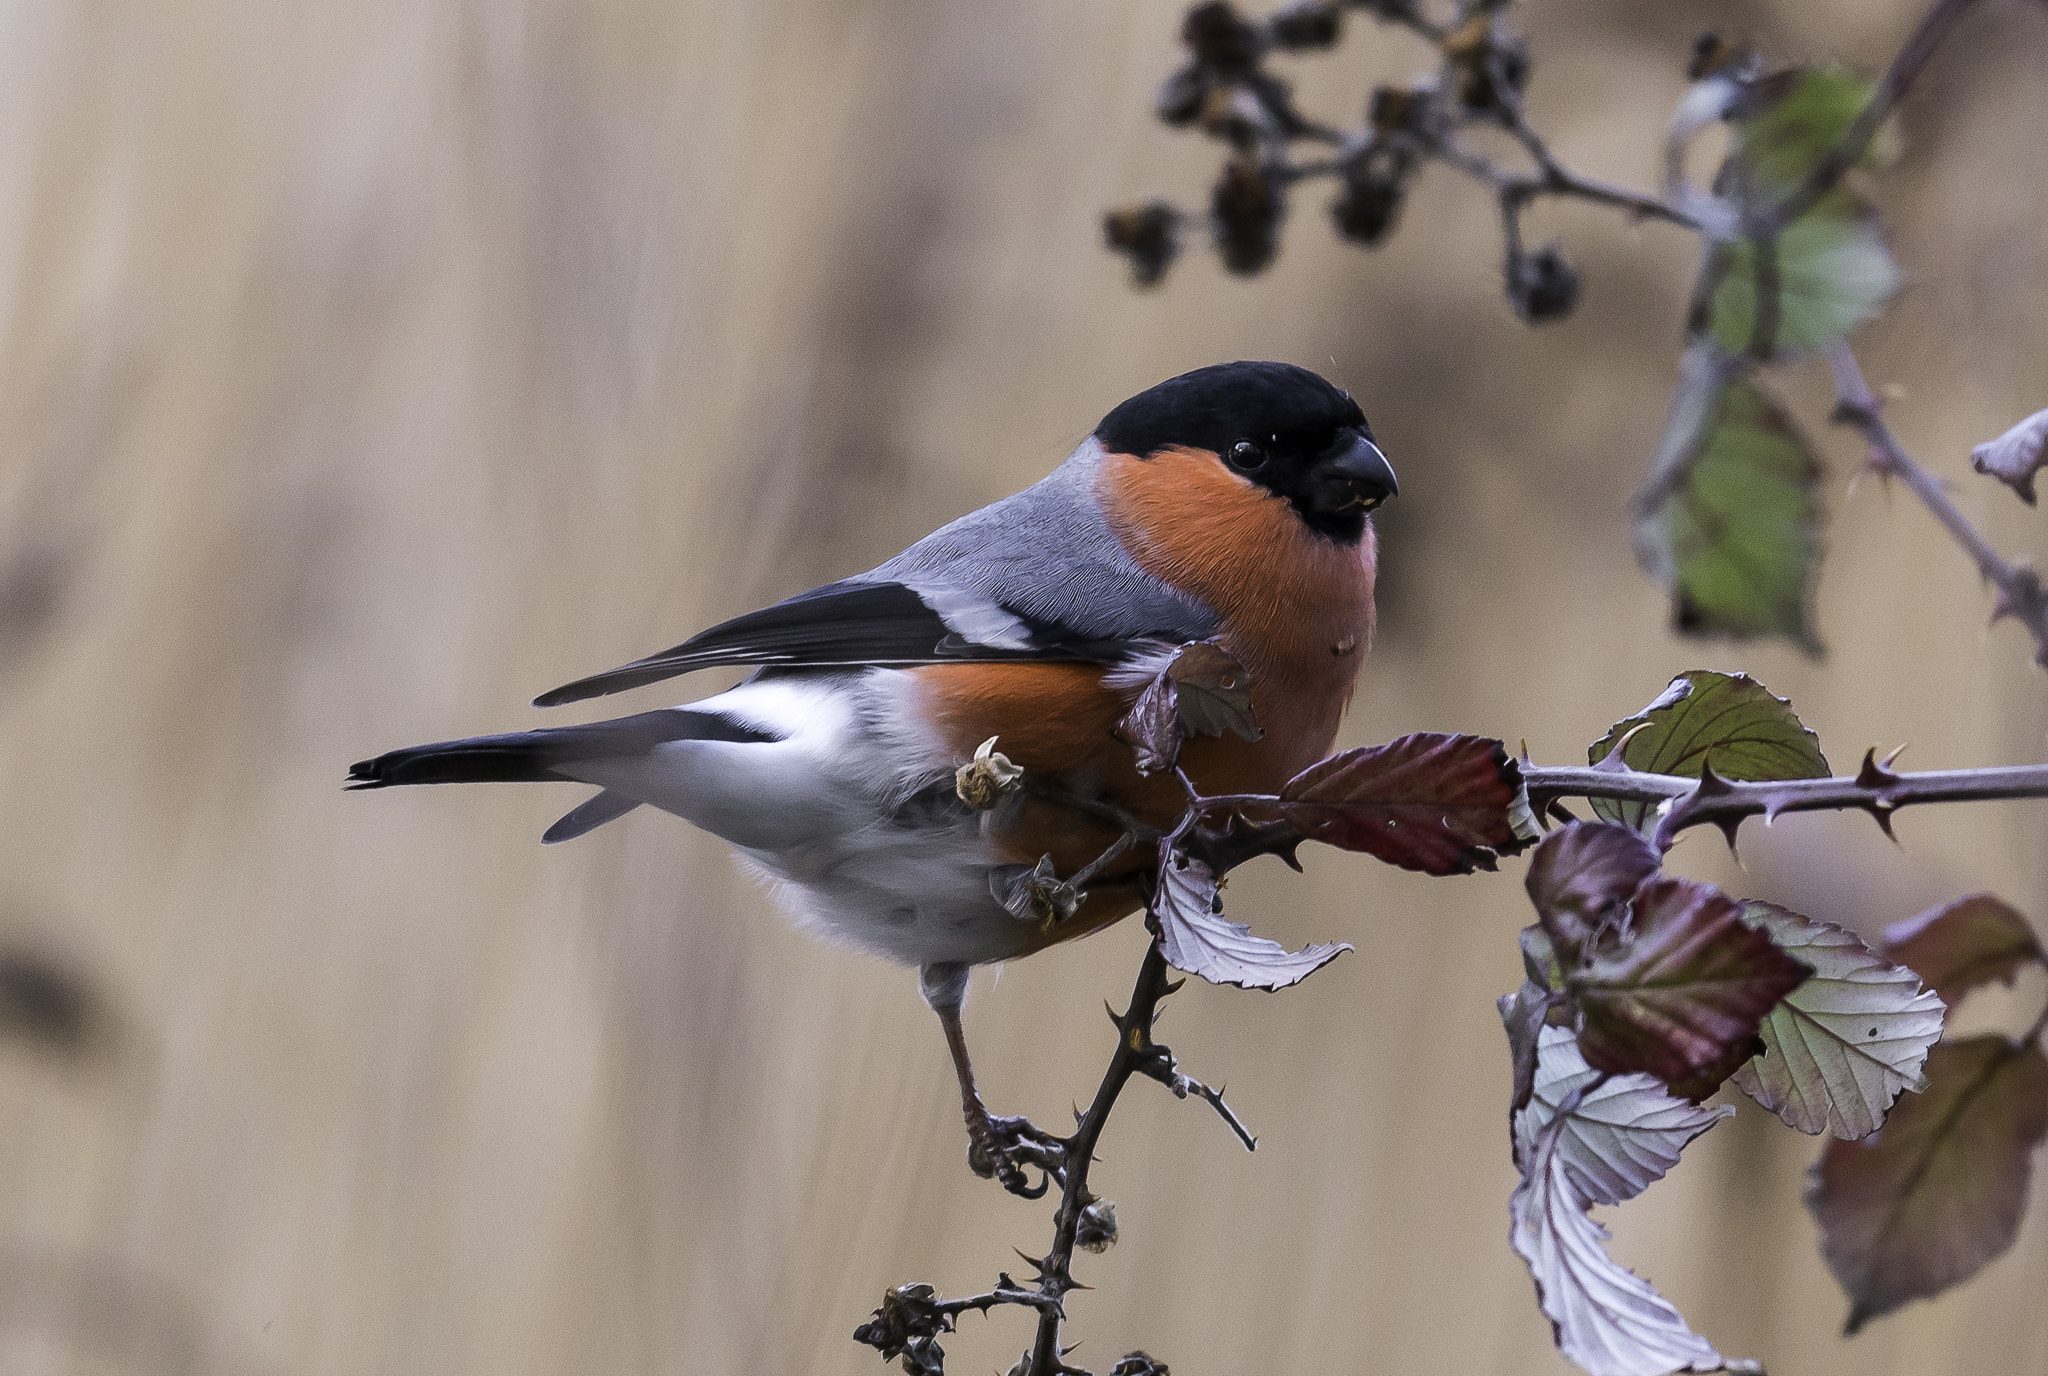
<box><xmin>347</xmin><ymin>707</ymin><xmax>772</xmax><ymax>789</ymax></box>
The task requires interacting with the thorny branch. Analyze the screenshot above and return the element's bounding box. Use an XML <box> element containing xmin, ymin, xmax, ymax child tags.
<box><xmin>1521</xmin><ymin>754</ymin><xmax>2048</xmax><ymax>851</ymax></box>
<box><xmin>862</xmin><ymin>937</ymin><xmax>1254</xmax><ymax>1376</ymax></box>
<box><xmin>1827</xmin><ymin>345</ymin><xmax>2048</xmax><ymax>669</ymax></box>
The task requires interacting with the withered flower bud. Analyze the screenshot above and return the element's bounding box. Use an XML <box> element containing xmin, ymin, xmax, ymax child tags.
<box><xmin>1076</xmin><ymin>1197</ymin><xmax>1120</xmax><ymax>1253</ymax></box>
<box><xmin>1155</xmin><ymin>64</ymin><xmax>1206</xmax><ymax>125</ymax></box>
<box><xmin>1110</xmin><ymin>1353</ymin><xmax>1172</xmax><ymax>1376</ymax></box>
<box><xmin>1331</xmin><ymin>153</ymin><xmax>1406</xmax><ymax>246</ymax></box>
<box><xmin>1181</xmin><ymin>0</ymin><xmax>1262</xmax><ymax>71</ymax></box>
<box><xmin>955</xmin><ymin>737</ymin><xmax>1023</xmax><ymax>811</ymax></box>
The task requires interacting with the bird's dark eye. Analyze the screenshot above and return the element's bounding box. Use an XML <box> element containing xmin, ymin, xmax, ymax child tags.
<box><xmin>1227</xmin><ymin>440</ymin><xmax>1268</xmax><ymax>473</ymax></box>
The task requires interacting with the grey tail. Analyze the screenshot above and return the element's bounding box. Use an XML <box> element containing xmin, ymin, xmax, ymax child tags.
<box><xmin>346</xmin><ymin>706</ymin><xmax>773</xmax><ymax>790</ymax></box>
<box><xmin>542</xmin><ymin>790</ymin><xmax>642</xmax><ymax>844</ymax></box>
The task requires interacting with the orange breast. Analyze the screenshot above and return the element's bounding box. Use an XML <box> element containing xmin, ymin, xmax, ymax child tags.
<box><xmin>907</xmin><ymin>445</ymin><xmax>1377</xmax><ymax>954</ymax></box>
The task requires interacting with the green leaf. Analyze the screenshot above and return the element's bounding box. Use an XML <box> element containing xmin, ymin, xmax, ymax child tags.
<box><xmin>1731</xmin><ymin>64</ymin><xmax>1884</xmax><ymax>199</ymax></box>
<box><xmin>1730</xmin><ymin>902</ymin><xmax>1946</xmax><ymax>1139</ymax></box>
<box><xmin>1808</xmin><ymin>1036</ymin><xmax>2048</xmax><ymax>1333</ymax></box>
<box><xmin>1705</xmin><ymin>195</ymin><xmax>1901</xmax><ymax>357</ymax></box>
<box><xmin>1587</xmin><ymin>669</ymin><xmax>1830</xmax><ymax>832</ymax></box>
<box><xmin>1634</xmin><ymin>358</ymin><xmax>1827</xmax><ymax>653</ymax></box>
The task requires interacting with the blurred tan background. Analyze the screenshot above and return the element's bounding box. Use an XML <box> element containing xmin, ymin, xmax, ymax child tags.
<box><xmin>0</xmin><ymin>0</ymin><xmax>2043</xmax><ymax>1372</ymax></box>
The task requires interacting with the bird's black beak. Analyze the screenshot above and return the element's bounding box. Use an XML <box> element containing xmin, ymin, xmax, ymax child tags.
<box><xmin>1327</xmin><ymin>431</ymin><xmax>1398</xmax><ymax>511</ymax></box>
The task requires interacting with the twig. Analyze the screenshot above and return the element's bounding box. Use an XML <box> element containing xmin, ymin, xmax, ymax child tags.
<box><xmin>1764</xmin><ymin>0</ymin><xmax>1985</xmax><ymax>232</ymax></box>
<box><xmin>1131</xmin><ymin>1039</ymin><xmax>1259</xmax><ymax>1151</ymax></box>
<box><xmin>1828</xmin><ymin>345</ymin><xmax>2048</xmax><ymax>668</ymax></box>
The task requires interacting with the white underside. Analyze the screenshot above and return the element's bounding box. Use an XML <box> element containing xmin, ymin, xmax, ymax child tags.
<box><xmin>561</xmin><ymin>671</ymin><xmax>1038</xmax><ymax>967</ymax></box>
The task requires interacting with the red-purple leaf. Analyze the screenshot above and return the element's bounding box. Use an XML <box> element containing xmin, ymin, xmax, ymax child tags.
<box><xmin>1570</xmin><ymin>877</ymin><xmax>1810</xmax><ymax>1094</ymax></box>
<box><xmin>1151</xmin><ymin>847</ymin><xmax>1349</xmax><ymax>991</ymax></box>
<box><xmin>1808</xmin><ymin>1036</ymin><xmax>2048</xmax><ymax>1333</ymax></box>
<box><xmin>1272</xmin><ymin>733</ymin><xmax>1537</xmax><ymax>875</ymax></box>
<box><xmin>1115</xmin><ymin>641</ymin><xmax>1261</xmax><ymax>774</ymax></box>
<box><xmin>1526</xmin><ymin>822</ymin><xmax>1662</xmax><ymax>963</ymax></box>
<box><xmin>1881</xmin><ymin>894</ymin><xmax>2042</xmax><ymax>1014</ymax></box>
<box><xmin>1116</xmin><ymin>673</ymin><xmax>1184</xmax><ymax>774</ymax></box>
<box><xmin>1166</xmin><ymin>641</ymin><xmax>1261</xmax><ymax>741</ymax></box>
<box><xmin>1500</xmin><ymin>980</ymin><xmax>1553</xmax><ymax>1128</ymax></box>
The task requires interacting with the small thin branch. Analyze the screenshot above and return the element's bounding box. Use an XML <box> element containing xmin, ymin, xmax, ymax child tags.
<box><xmin>1131</xmin><ymin>1038</ymin><xmax>1259</xmax><ymax>1151</ymax></box>
<box><xmin>935</xmin><ymin>1284</ymin><xmax>1064</xmax><ymax>1321</ymax></box>
<box><xmin>1828</xmin><ymin>344</ymin><xmax>2048</xmax><ymax>668</ymax></box>
<box><xmin>1481</xmin><ymin>44</ymin><xmax>1700</xmax><ymax>232</ymax></box>
<box><xmin>1766</xmin><ymin>0</ymin><xmax>1985</xmax><ymax>231</ymax></box>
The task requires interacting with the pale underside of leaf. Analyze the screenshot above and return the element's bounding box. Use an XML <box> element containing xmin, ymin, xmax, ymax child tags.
<box><xmin>1970</xmin><ymin>407</ymin><xmax>2048</xmax><ymax>506</ymax></box>
<box><xmin>1731</xmin><ymin>904</ymin><xmax>1945</xmax><ymax>1139</ymax></box>
<box><xmin>1151</xmin><ymin>848</ymin><xmax>1349</xmax><ymax>990</ymax></box>
<box><xmin>1511</xmin><ymin>1029</ymin><xmax>1732</xmax><ymax>1376</ymax></box>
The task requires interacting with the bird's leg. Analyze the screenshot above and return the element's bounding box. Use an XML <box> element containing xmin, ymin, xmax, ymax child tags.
<box><xmin>920</xmin><ymin>963</ymin><xmax>1062</xmax><ymax>1197</ymax></box>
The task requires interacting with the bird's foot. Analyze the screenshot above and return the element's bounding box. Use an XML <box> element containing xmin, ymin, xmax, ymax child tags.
<box><xmin>963</xmin><ymin>1102</ymin><xmax>1065</xmax><ymax>1198</ymax></box>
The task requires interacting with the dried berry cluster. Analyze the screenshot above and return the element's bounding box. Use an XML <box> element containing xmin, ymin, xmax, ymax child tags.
<box><xmin>1105</xmin><ymin>0</ymin><xmax>1652</xmax><ymax>320</ymax></box>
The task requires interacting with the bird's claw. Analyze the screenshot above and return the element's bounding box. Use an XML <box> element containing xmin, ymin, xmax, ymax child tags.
<box><xmin>965</xmin><ymin>1107</ymin><xmax>1065</xmax><ymax>1198</ymax></box>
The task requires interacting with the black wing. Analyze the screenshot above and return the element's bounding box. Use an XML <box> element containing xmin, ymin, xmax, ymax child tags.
<box><xmin>532</xmin><ymin>579</ymin><xmax>1134</xmax><ymax>707</ymax></box>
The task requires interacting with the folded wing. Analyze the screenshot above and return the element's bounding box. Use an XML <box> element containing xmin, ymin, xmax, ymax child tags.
<box><xmin>534</xmin><ymin>444</ymin><xmax>1217</xmax><ymax>707</ymax></box>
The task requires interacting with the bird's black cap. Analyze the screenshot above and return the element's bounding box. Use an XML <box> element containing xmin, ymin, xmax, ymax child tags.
<box><xmin>1093</xmin><ymin>360</ymin><xmax>1367</xmax><ymax>460</ymax></box>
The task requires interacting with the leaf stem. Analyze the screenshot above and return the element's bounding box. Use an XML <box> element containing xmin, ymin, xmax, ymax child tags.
<box><xmin>1828</xmin><ymin>344</ymin><xmax>2048</xmax><ymax>668</ymax></box>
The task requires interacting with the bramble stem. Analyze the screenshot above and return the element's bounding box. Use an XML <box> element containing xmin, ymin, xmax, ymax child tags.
<box><xmin>1024</xmin><ymin>942</ymin><xmax>1176</xmax><ymax>1376</ymax></box>
<box><xmin>1828</xmin><ymin>345</ymin><xmax>2048</xmax><ymax>669</ymax></box>
<box><xmin>1520</xmin><ymin>759</ymin><xmax>2048</xmax><ymax>850</ymax></box>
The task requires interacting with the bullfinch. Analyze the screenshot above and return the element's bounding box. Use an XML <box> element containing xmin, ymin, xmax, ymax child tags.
<box><xmin>350</xmin><ymin>359</ymin><xmax>1397</xmax><ymax>1188</ymax></box>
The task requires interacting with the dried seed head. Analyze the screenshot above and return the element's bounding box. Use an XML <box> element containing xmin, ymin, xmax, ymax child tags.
<box><xmin>1508</xmin><ymin>243</ymin><xmax>1580</xmax><ymax>322</ymax></box>
<box><xmin>1211</xmin><ymin>158</ymin><xmax>1283</xmax><ymax>275</ymax></box>
<box><xmin>1105</xmin><ymin>202</ymin><xmax>1184</xmax><ymax>288</ymax></box>
<box><xmin>1110</xmin><ymin>1353</ymin><xmax>1172</xmax><ymax>1376</ymax></box>
<box><xmin>955</xmin><ymin>737</ymin><xmax>1024</xmax><ymax>811</ymax></box>
<box><xmin>853</xmin><ymin>1283</ymin><xmax>946</xmax><ymax>1360</ymax></box>
<box><xmin>1270</xmin><ymin>0</ymin><xmax>1341</xmax><ymax>49</ymax></box>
